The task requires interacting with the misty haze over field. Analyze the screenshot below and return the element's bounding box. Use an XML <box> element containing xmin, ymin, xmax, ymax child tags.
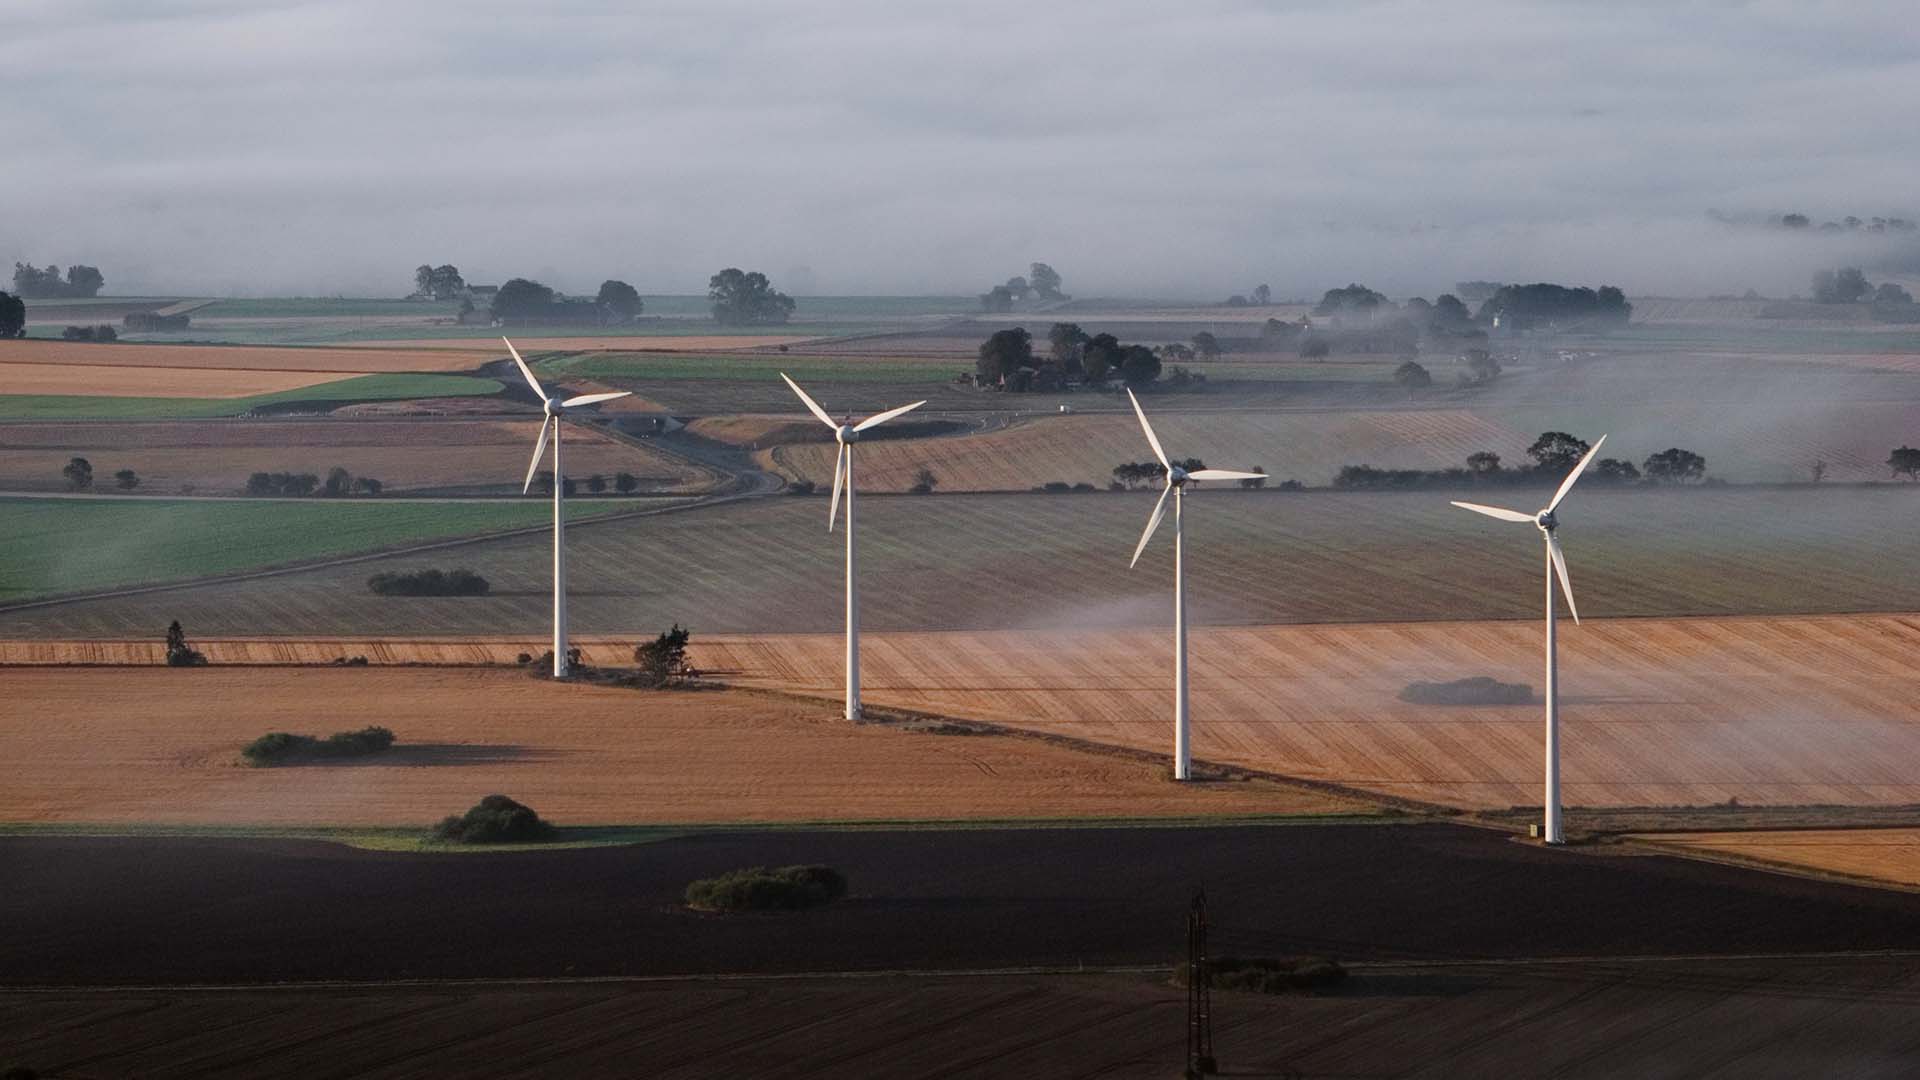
<box><xmin>6</xmin><ymin>0</ymin><xmax>1918</xmax><ymax>298</ymax></box>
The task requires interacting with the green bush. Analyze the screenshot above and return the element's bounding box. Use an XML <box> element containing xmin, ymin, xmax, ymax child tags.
<box><xmin>685</xmin><ymin>864</ymin><xmax>848</xmax><ymax>912</ymax></box>
<box><xmin>367</xmin><ymin>568</ymin><xmax>490</xmax><ymax>596</ymax></box>
<box><xmin>242</xmin><ymin>726</ymin><xmax>395</xmax><ymax>765</ymax></box>
<box><xmin>433</xmin><ymin>794</ymin><xmax>556</xmax><ymax>844</ymax></box>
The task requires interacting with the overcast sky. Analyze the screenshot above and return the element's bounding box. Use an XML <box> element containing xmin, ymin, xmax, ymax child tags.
<box><xmin>6</xmin><ymin>0</ymin><xmax>1918</xmax><ymax>298</ymax></box>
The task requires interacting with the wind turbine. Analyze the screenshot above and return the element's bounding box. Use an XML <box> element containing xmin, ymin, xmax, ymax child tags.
<box><xmin>1450</xmin><ymin>435</ymin><xmax>1608</xmax><ymax>845</ymax></box>
<box><xmin>1124</xmin><ymin>389</ymin><xmax>1268</xmax><ymax>781</ymax></box>
<box><xmin>502</xmin><ymin>338</ymin><xmax>632</xmax><ymax>677</ymax></box>
<box><xmin>780</xmin><ymin>373</ymin><xmax>926</xmax><ymax>720</ymax></box>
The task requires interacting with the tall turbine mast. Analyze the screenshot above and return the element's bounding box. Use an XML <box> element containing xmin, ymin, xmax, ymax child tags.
<box><xmin>1125</xmin><ymin>389</ymin><xmax>1267</xmax><ymax>780</ymax></box>
<box><xmin>1451</xmin><ymin>435</ymin><xmax>1607</xmax><ymax>844</ymax></box>
<box><xmin>781</xmin><ymin>373</ymin><xmax>925</xmax><ymax>720</ymax></box>
<box><xmin>503</xmin><ymin>338</ymin><xmax>631</xmax><ymax>677</ymax></box>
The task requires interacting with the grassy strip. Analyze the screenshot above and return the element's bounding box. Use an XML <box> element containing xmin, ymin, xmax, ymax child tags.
<box><xmin>545</xmin><ymin>351</ymin><xmax>953</xmax><ymax>383</ymax></box>
<box><xmin>0</xmin><ymin>373</ymin><xmax>500</xmax><ymax>420</ymax></box>
<box><xmin>0</xmin><ymin>813</ymin><xmax>1411</xmax><ymax>854</ymax></box>
<box><xmin>0</xmin><ymin>496</ymin><xmax>633</xmax><ymax>604</ymax></box>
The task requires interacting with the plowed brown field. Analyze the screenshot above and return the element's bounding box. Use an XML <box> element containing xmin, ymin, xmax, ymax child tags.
<box><xmin>1633</xmin><ymin>829</ymin><xmax>1920</xmax><ymax>888</ymax></box>
<box><xmin>0</xmin><ymin>419</ymin><xmax>720</xmax><ymax>494</ymax></box>
<box><xmin>690</xmin><ymin>614</ymin><xmax>1920</xmax><ymax>811</ymax></box>
<box><xmin>0</xmin><ymin>667</ymin><xmax>1362</xmax><ymax>825</ymax></box>
<box><xmin>0</xmin><ymin>340</ymin><xmax>489</xmax><ymax>374</ymax></box>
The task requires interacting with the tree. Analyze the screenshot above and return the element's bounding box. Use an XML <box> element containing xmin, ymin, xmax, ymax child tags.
<box><xmin>1809</xmin><ymin>459</ymin><xmax>1828</xmax><ymax>484</ymax></box>
<box><xmin>165</xmin><ymin>619</ymin><xmax>207</xmax><ymax>667</ymax></box>
<box><xmin>1300</xmin><ymin>337</ymin><xmax>1330</xmax><ymax>359</ymax></box>
<box><xmin>1004</xmin><ymin>275</ymin><xmax>1030</xmax><ymax>301</ymax></box>
<box><xmin>615</xmin><ymin>471</ymin><xmax>640</xmax><ymax>494</ymax></box>
<box><xmin>561</xmin><ymin>476</ymin><xmax>577</xmax><ymax>497</ymax></box>
<box><xmin>491</xmin><ymin>278</ymin><xmax>556</xmax><ymax>322</ymax></box>
<box><xmin>1478</xmin><ymin>283</ymin><xmax>1630</xmax><ymax>327</ymax></box>
<box><xmin>1313</xmin><ymin>283</ymin><xmax>1386</xmax><ymax>318</ymax></box>
<box><xmin>1642</xmin><ymin>447</ymin><xmax>1706</xmax><ymax>484</ymax></box>
<box><xmin>1082</xmin><ymin>333</ymin><xmax>1122</xmax><ymax>383</ymax></box>
<box><xmin>1875</xmin><ymin>282</ymin><xmax>1915</xmax><ymax>306</ymax></box>
<box><xmin>0</xmin><ymin>291</ymin><xmax>24</xmax><ymax>337</ymax></box>
<box><xmin>1252</xmin><ymin>284</ymin><xmax>1271</xmax><ymax>305</ymax></box>
<box><xmin>414</xmin><ymin>264</ymin><xmax>434</xmax><ymax>298</ymax></box>
<box><xmin>113</xmin><ymin>468</ymin><xmax>139</xmax><ymax>490</ymax></box>
<box><xmin>910</xmin><ymin>467</ymin><xmax>938</xmax><ymax>494</ymax></box>
<box><xmin>1047</xmin><ymin>322</ymin><xmax>1088</xmax><ymax>372</ymax></box>
<box><xmin>428</xmin><ymin>265</ymin><xmax>464</xmax><ymax>300</ymax></box>
<box><xmin>322</xmin><ymin>466</ymin><xmax>353</xmax><ymax>497</ymax></box>
<box><xmin>1392</xmin><ymin>360</ymin><xmax>1432</xmax><ymax>393</ymax></box>
<box><xmin>1527</xmin><ymin>432</ymin><xmax>1591</xmax><ymax>471</ymax></box>
<box><xmin>352</xmin><ymin>477</ymin><xmax>383</xmax><ymax>496</ymax></box>
<box><xmin>1462</xmin><ymin>349</ymin><xmax>1501</xmax><ymax>385</ymax></box>
<box><xmin>633</xmin><ymin>623</ymin><xmax>693</xmax><ymax>686</ymax></box>
<box><xmin>62</xmin><ymin>456</ymin><xmax>92</xmax><ymax>491</ymax></box>
<box><xmin>1120</xmin><ymin>344</ymin><xmax>1161</xmax><ymax>387</ymax></box>
<box><xmin>1029</xmin><ymin>262</ymin><xmax>1065</xmax><ymax>301</ymax></box>
<box><xmin>585</xmin><ymin>474</ymin><xmax>608</xmax><ymax>494</ymax></box>
<box><xmin>597</xmin><ymin>280</ymin><xmax>644</xmax><ymax>320</ymax></box>
<box><xmin>1191</xmin><ymin>331</ymin><xmax>1220</xmax><ymax>359</ymax></box>
<box><xmin>976</xmin><ymin>327</ymin><xmax>1033</xmax><ymax>387</ymax></box>
<box><xmin>1466</xmin><ymin>451</ymin><xmax>1502</xmax><ymax>476</ymax></box>
<box><xmin>979</xmin><ymin>284</ymin><xmax>1014</xmax><ymax>313</ymax></box>
<box><xmin>1593</xmin><ymin>458</ymin><xmax>1641</xmax><ymax>484</ymax></box>
<box><xmin>1812</xmin><ymin>267</ymin><xmax>1872</xmax><ymax>304</ymax></box>
<box><xmin>1888</xmin><ymin>446</ymin><xmax>1920</xmax><ymax>480</ymax></box>
<box><xmin>708</xmin><ymin>268</ymin><xmax>795</xmax><ymax>325</ymax></box>
<box><xmin>1432</xmin><ymin>294</ymin><xmax>1472</xmax><ymax>328</ymax></box>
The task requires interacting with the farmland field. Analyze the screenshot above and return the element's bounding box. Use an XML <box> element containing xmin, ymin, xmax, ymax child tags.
<box><xmin>0</xmin><ymin>372</ymin><xmax>502</xmax><ymax>419</ymax></box>
<box><xmin>1633</xmin><ymin>829</ymin><xmax>1920</xmax><ymax>888</ymax></box>
<box><xmin>0</xmin><ymin>418</ymin><xmax>721</xmax><ymax>495</ymax></box>
<box><xmin>0</xmin><ymin>361</ymin><xmax>361</xmax><ymax>399</ymax></box>
<box><xmin>0</xmin><ymin>339</ymin><xmax>493</xmax><ymax>373</ymax></box>
<box><xmin>0</xmin><ymin>496</ymin><xmax>651</xmax><ymax>604</ymax></box>
<box><xmin>8</xmin><ymin>485</ymin><xmax>1911</xmax><ymax>639</ymax></box>
<box><xmin>0</xmin><ymin>667</ymin><xmax>1359</xmax><ymax>826</ymax></box>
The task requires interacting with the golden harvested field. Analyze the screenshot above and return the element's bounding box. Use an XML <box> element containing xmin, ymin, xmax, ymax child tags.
<box><xmin>1633</xmin><ymin>830</ymin><xmax>1920</xmax><ymax>889</ymax></box>
<box><xmin>0</xmin><ymin>340</ymin><xmax>490</xmax><ymax>374</ymax></box>
<box><xmin>351</xmin><ymin>335</ymin><xmax>818</xmax><ymax>352</ymax></box>
<box><xmin>0</xmin><ymin>362</ymin><xmax>360</xmax><ymax>399</ymax></box>
<box><xmin>686</xmin><ymin>413</ymin><xmax>829</xmax><ymax>447</ymax></box>
<box><xmin>0</xmin><ymin>419</ymin><xmax>719</xmax><ymax>494</ymax></box>
<box><xmin>691</xmin><ymin>613</ymin><xmax>1920</xmax><ymax>811</ymax></box>
<box><xmin>0</xmin><ymin>667</ymin><xmax>1362</xmax><ymax>826</ymax></box>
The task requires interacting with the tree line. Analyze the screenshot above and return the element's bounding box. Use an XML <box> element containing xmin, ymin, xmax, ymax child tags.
<box><xmin>974</xmin><ymin>323</ymin><xmax>1208</xmax><ymax>392</ymax></box>
<box><xmin>407</xmin><ymin>262</ymin><xmax>800</xmax><ymax>326</ymax></box>
<box><xmin>12</xmin><ymin>262</ymin><xmax>103</xmax><ymax>299</ymax></box>
<box><xmin>1331</xmin><ymin>433</ymin><xmax>1703</xmax><ymax>491</ymax></box>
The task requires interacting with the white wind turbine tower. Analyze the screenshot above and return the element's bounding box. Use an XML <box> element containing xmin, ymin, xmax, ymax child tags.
<box><xmin>502</xmin><ymin>338</ymin><xmax>632</xmax><ymax>677</ymax></box>
<box><xmin>1450</xmin><ymin>435</ymin><xmax>1608</xmax><ymax>845</ymax></box>
<box><xmin>1124</xmin><ymin>389</ymin><xmax>1269</xmax><ymax>781</ymax></box>
<box><xmin>780</xmin><ymin>373</ymin><xmax>926</xmax><ymax>720</ymax></box>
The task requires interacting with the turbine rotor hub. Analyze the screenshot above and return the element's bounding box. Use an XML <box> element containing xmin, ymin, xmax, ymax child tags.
<box><xmin>545</xmin><ymin>397</ymin><xmax>564</xmax><ymax>417</ymax></box>
<box><xmin>837</xmin><ymin>425</ymin><xmax>857</xmax><ymax>444</ymax></box>
<box><xmin>1537</xmin><ymin>509</ymin><xmax>1558</xmax><ymax>531</ymax></box>
<box><xmin>1169</xmin><ymin>466</ymin><xmax>1188</xmax><ymax>486</ymax></box>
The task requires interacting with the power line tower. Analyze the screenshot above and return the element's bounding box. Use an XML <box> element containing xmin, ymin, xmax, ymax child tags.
<box><xmin>1186</xmin><ymin>888</ymin><xmax>1215</xmax><ymax>1077</ymax></box>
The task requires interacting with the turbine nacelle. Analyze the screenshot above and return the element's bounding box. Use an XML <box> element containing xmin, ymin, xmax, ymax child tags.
<box><xmin>835</xmin><ymin>424</ymin><xmax>858</xmax><ymax>444</ymax></box>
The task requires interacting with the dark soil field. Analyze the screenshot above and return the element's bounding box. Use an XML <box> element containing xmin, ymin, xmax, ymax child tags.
<box><xmin>8</xmin><ymin>824</ymin><xmax>1920</xmax><ymax>988</ymax></box>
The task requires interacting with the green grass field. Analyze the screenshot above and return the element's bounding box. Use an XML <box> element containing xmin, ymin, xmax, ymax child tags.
<box><xmin>0</xmin><ymin>373</ymin><xmax>501</xmax><ymax>420</ymax></box>
<box><xmin>0</xmin><ymin>496</ymin><xmax>645</xmax><ymax>604</ymax></box>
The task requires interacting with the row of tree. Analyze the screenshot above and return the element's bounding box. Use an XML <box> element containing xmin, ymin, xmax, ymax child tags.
<box><xmin>531</xmin><ymin>471</ymin><xmax>646</xmax><ymax>496</ymax></box>
<box><xmin>979</xmin><ymin>263</ymin><xmax>1066</xmax><ymax>312</ymax></box>
<box><xmin>1330</xmin><ymin>433</ymin><xmax>1704</xmax><ymax>490</ymax></box>
<box><xmin>490</xmin><ymin>278</ymin><xmax>645</xmax><ymax>326</ymax></box>
<box><xmin>1772</xmin><ymin>213</ymin><xmax>1918</xmax><ymax>234</ymax></box>
<box><xmin>60</xmin><ymin>458</ymin><xmax>138</xmax><ymax>491</ymax></box>
<box><xmin>12</xmin><ymin>262</ymin><xmax>103</xmax><ymax>299</ymax></box>
<box><xmin>1810</xmin><ymin>267</ymin><xmax>1914</xmax><ymax>306</ymax></box>
<box><xmin>245</xmin><ymin>467</ymin><xmax>384</xmax><ymax>497</ymax></box>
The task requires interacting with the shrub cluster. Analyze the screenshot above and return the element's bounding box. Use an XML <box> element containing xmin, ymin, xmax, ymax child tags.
<box><xmin>685</xmin><ymin>865</ymin><xmax>848</xmax><ymax>912</ymax></box>
<box><xmin>242</xmin><ymin>725</ymin><xmax>395</xmax><ymax>765</ymax></box>
<box><xmin>367</xmin><ymin>568</ymin><xmax>490</xmax><ymax>597</ymax></box>
<box><xmin>433</xmin><ymin>794</ymin><xmax>556</xmax><ymax>843</ymax></box>
<box><xmin>244</xmin><ymin>467</ymin><xmax>384</xmax><ymax>497</ymax></box>
<box><xmin>1399</xmin><ymin>677</ymin><xmax>1532</xmax><ymax>706</ymax></box>
<box><xmin>61</xmin><ymin>324</ymin><xmax>117</xmax><ymax>342</ymax></box>
<box><xmin>1207</xmin><ymin>955</ymin><xmax>1347</xmax><ymax>994</ymax></box>
<box><xmin>633</xmin><ymin>623</ymin><xmax>693</xmax><ymax>687</ymax></box>
<box><xmin>124</xmin><ymin>311</ymin><xmax>192</xmax><ymax>331</ymax></box>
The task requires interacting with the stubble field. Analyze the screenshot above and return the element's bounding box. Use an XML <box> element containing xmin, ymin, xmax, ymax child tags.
<box><xmin>698</xmin><ymin>613</ymin><xmax>1920</xmax><ymax>811</ymax></box>
<box><xmin>0</xmin><ymin>666</ymin><xmax>1361</xmax><ymax>826</ymax></box>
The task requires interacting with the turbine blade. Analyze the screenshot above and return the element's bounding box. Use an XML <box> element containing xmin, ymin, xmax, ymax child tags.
<box><xmin>1548</xmin><ymin>533</ymin><xmax>1580</xmax><ymax>624</ymax></box>
<box><xmin>1126</xmin><ymin>388</ymin><xmax>1171</xmax><ymax>470</ymax></box>
<box><xmin>1547</xmin><ymin>434</ymin><xmax>1608</xmax><ymax>514</ymax></box>
<box><xmin>1450</xmin><ymin>500</ymin><xmax>1535</xmax><ymax>523</ymax></box>
<box><xmin>1188</xmin><ymin>469</ymin><xmax>1266</xmax><ymax>482</ymax></box>
<box><xmin>560</xmin><ymin>390</ymin><xmax>632</xmax><ymax>408</ymax></box>
<box><xmin>827</xmin><ymin>443</ymin><xmax>847</xmax><ymax>531</ymax></box>
<box><xmin>853</xmin><ymin>399</ymin><xmax>926</xmax><ymax>432</ymax></box>
<box><xmin>780</xmin><ymin>372</ymin><xmax>838</xmax><ymax>430</ymax></box>
<box><xmin>521</xmin><ymin>416</ymin><xmax>553</xmax><ymax>494</ymax></box>
<box><xmin>502</xmin><ymin>338</ymin><xmax>546</xmax><ymax>398</ymax></box>
<box><xmin>1129</xmin><ymin>483</ymin><xmax>1172</xmax><ymax>568</ymax></box>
